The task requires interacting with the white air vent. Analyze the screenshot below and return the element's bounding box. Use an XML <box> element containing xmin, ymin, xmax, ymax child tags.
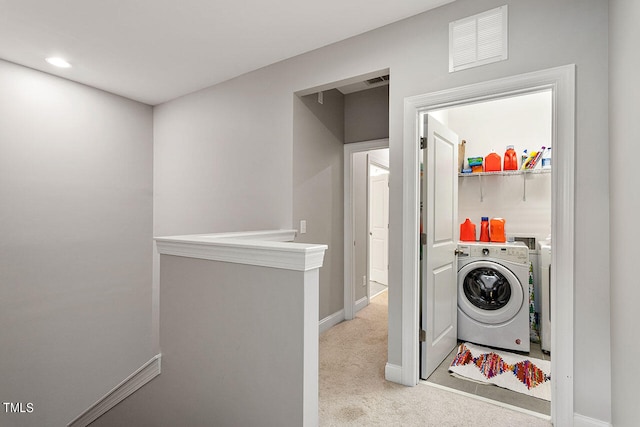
<box><xmin>449</xmin><ymin>5</ymin><xmax>508</xmax><ymax>72</ymax></box>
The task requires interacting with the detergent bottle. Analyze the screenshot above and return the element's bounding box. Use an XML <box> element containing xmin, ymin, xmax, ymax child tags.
<box><xmin>484</xmin><ymin>151</ymin><xmax>501</xmax><ymax>172</ymax></box>
<box><xmin>490</xmin><ymin>218</ymin><xmax>506</xmax><ymax>243</ymax></box>
<box><xmin>479</xmin><ymin>217</ymin><xmax>490</xmax><ymax>242</ymax></box>
<box><xmin>504</xmin><ymin>145</ymin><xmax>518</xmax><ymax>171</ymax></box>
<box><xmin>460</xmin><ymin>218</ymin><xmax>476</xmax><ymax>242</ymax></box>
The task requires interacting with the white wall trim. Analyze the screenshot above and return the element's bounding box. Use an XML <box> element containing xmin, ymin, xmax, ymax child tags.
<box><xmin>68</xmin><ymin>354</ymin><xmax>161</xmax><ymax>427</ymax></box>
<box><xmin>355</xmin><ymin>295</ymin><xmax>369</xmax><ymax>313</ymax></box>
<box><xmin>574</xmin><ymin>413</ymin><xmax>612</xmax><ymax>427</ymax></box>
<box><xmin>155</xmin><ymin>230</ymin><xmax>327</xmax><ymax>272</ymax></box>
<box><xmin>193</xmin><ymin>229</ymin><xmax>298</xmax><ymax>241</ymax></box>
<box><xmin>319</xmin><ymin>309</ymin><xmax>345</xmax><ymax>334</ymax></box>
<box><xmin>318</xmin><ymin>294</ymin><xmax>369</xmax><ymax>335</ymax></box>
<box><xmin>401</xmin><ymin>65</ymin><xmax>575</xmax><ymax>427</ymax></box>
<box><xmin>384</xmin><ymin>363</ymin><xmax>403</xmax><ymax>384</ymax></box>
<box><xmin>344</xmin><ymin>139</ymin><xmax>389</xmax><ymax>320</ymax></box>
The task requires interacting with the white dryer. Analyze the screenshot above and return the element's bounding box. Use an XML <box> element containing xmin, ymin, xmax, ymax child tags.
<box><xmin>457</xmin><ymin>242</ymin><xmax>530</xmax><ymax>352</ymax></box>
<box><xmin>538</xmin><ymin>241</ymin><xmax>552</xmax><ymax>353</ymax></box>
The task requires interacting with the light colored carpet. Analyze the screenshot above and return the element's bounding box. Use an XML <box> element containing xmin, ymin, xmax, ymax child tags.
<box><xmin>370</xmin><ymin>281</ymin><xmax>387</xmax><ymax>298</ymax></box>
<box><xmin>319</xmin><ymin>292</ymin><xmax>552</xmax><ymax>427</ymax></box>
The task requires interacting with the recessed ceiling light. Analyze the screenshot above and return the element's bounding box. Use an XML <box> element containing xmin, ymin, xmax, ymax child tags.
<box><xmin>45</xmin><ymin>57</ymin><xmax>72</xmax><ymax>68</ymax></box>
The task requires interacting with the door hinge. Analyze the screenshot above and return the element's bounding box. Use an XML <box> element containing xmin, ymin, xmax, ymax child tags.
<box><xmin>420</xmin><ymin>329</ymin><xmax>427</xmax><ymax>342</ymax></box>
<box><xmin>420</xmin><ymin>137</ymin><xmax>426</xmax><ymax>150</ymax></box>
<box><xmin>421</xmin><ymin>233</ymin><xmax>427</xmax><ymax>246</ymax></box>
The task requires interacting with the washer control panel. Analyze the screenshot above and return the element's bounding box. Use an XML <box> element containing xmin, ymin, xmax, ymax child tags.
<box><xmin>457</xmin><ymin>243</ymin><xmax>529</xmax><ymax>264</ymax></box>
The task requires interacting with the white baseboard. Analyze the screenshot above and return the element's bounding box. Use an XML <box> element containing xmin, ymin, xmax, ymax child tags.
<box><xmin>574</xmin><ymin>413</ymin><xmax>612</xmax><ymax>427</ymax></box>
<box><xmin>385</xmin><ymin>363</ymin><xmax>403</xmax><ymax>384</ymax></box>
<box><xmin>355</xmin><ymin>296</ymin><xmax>368</xmax><ymax>313</ymax></box>
<box><xmin>319</xmin><ymin>309</ymin><xmax>344</xmax><ymax>334</ymax></box>
<box><xmin>68</xmin><ymin>354</ymin><xmax>161</xmax><ymax>427</ymax></box>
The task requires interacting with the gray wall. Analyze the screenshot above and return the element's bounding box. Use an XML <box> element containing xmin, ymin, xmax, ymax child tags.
<box><xmin>0</xmin><ymin>59</ymin><xmax>154</xmax><ymax>426</ymax></box>
<box><xmin>153</xmin><ymin>69</ymin><xmax>295</xmax><ymax>237</ymax></box>
<box><xmin>151</xmin><ymin>0</ymin><xmax>610</xmax><ymax>422</ymax></box>
<box><xmin>609</xmin><ymin>1</ymin><xmax>638</xmax><ymax>426</ymax></box>
<box><xmin>345</xmin><ymin>85</ymin><xmax>389</xmax><ymax>143</ymax></box>
<box><xmin>92</xmin><ymin>255</ymin><xmax>310</xmax><ymax>427</ymax></box>
<box><xmin>293</xmin><ymin>90</ymin><xmax>344</xmax><ymax>318</ymax></box>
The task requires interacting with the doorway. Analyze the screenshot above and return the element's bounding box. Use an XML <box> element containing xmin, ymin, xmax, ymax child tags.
<box><xmin>293</xmin><ymin>68</ymin><xmax>390</xmax><ymax>330</ymax></box>
<box><xmin>369</xmin><ymin>159</ymin><xmax>389</xmax><ymax>299</ymax></box>
<box><xmin>421</xmin><ymin>91</ymin><xmax>553</xmax><ymax>416</ymax></box>
<box><xmin>343</xmin><ymin>140</ymin><xmax>390</xmax><ymax>320</ymax></box>
<box><xmin>401</xmin><ymin>66</ymin><xmax>576</xmax><ymax>426</ymax></box>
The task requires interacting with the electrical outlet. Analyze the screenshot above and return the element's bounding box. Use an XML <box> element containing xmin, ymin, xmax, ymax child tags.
<box><xmin>300</xmin><ymin>220</ymin><xmax>307</xmax><ymax>234</ymax></box>
<box><xmin>362</xmin><ymin>276</ymin><xmax>367</xmax><ymax>287</ymax></box>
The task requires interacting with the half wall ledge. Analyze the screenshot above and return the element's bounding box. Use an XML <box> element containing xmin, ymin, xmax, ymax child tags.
<box><xmin>155</xmin><ymin>229</ymin><xmax>328</xmax><ymax>271</ymax></box>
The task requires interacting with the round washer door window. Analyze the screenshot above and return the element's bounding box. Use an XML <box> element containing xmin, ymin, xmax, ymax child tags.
<box><xmin>457</xmin><ymin>260</ymin><xmax>524</xmax><ymax>325</ymax></box>
<box><xmin>463</xmin><ymin>267</ymin><xmax>511</xmax><ymax>310</ymax></box>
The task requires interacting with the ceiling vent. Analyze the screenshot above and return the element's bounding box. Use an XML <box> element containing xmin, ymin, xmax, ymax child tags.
<box><xmin>449</xmin><ymin>5</ymin><xmax>508</xmax><ymax>73</ymax></box>
<box><xmin>365</xmin><ymin>75</ymin><xmax>390</xmax><ymax>86</ymax></box>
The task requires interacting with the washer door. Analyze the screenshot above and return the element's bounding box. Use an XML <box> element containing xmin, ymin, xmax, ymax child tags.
<box><xmin>458</xmin><ymin>260</ymin><xmax>524</xmax><ymax>325</ymax></box>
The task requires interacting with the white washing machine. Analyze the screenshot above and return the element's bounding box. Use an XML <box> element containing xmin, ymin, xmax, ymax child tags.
<box><xmin>457</xmin><ymin>241</ymin><xmax>530</xmax><ymax>352</ymax></box>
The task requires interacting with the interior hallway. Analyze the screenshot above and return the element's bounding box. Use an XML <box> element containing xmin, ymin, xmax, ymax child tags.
<box><xmin>318</xmin><ymin>291</ymin><xmax>551</xmax><ymax>426</ymax></box>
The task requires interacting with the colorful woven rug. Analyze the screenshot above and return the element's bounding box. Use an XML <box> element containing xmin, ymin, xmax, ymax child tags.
<box><xmin>448</xmin><ymin>342</ymin><xmax>551</xmax><ymax>401</ymax></box>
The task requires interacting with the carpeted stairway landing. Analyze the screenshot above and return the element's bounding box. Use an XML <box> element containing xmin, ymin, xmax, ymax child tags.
<box><xmin>318</xmin><ymin>291</ymin><xmax>551</xmax><ymax>426</ymax></box>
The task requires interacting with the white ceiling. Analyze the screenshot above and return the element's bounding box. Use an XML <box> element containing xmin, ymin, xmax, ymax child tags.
<box><xmin>0</xmin><ymin>0</ymin><xmax>454</xmax><ymax>105</ymax></box>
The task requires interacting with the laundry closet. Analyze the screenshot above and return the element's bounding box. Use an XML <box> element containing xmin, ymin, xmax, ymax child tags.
<box><xmin>432</xmin><ymin>90</ymin><xmax>552</xmax><ymax>336</ymax></box>
<box><xmin>422</xmin><ymin>90</ymin><xmax>553</xmax><ymax>415</ymax></box>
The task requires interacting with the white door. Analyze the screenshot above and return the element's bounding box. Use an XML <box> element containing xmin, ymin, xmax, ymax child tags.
<box><xmin>369</xmin><ymin>165</ymin><xmax>389</xmax><ymax>286</ymax></box>
<box><xmin>420</xmin><ymin>114</ymin><xmax>459</xmax><ymax>379</ymax></box>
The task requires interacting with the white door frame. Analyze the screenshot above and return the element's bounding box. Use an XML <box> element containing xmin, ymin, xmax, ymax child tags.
<box><xmin>344</xmin><ymin>138</ymin><xmax>389</xmax><ymax>320</ymax></box>
<box><xmin>368</xmin><ymin>158</ymin><xmax>389</xmax><ymax>290</ymax></box>
<box><xmin>401</xmin><ymin>65</ymin><xmax>575</xmax><ymax>426</ymax></box>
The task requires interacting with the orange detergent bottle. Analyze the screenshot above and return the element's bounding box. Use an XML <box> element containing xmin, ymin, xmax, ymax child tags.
<box><xmin>490</xmin><ymin>218</ymin><xmax>506</xmax><ymax>243</ymax></box>
<box><xmin>484</xmin><ymin>152</ymin><xmax>501</xmax><ymax>172</ymax></box>
<box><xmin>479</xmin><ymin>217</ymin><xmax>490</xmax><ymax>242</ymax></box>
<box><xmin>460</xmin><ymin>218</ymin><xmax>476</xmax><ymax>242</ymax></box>
<box><xmin>504</xmin><ymin>145</ymin><xmax>518</xmax><ymax>171</ymax></box>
